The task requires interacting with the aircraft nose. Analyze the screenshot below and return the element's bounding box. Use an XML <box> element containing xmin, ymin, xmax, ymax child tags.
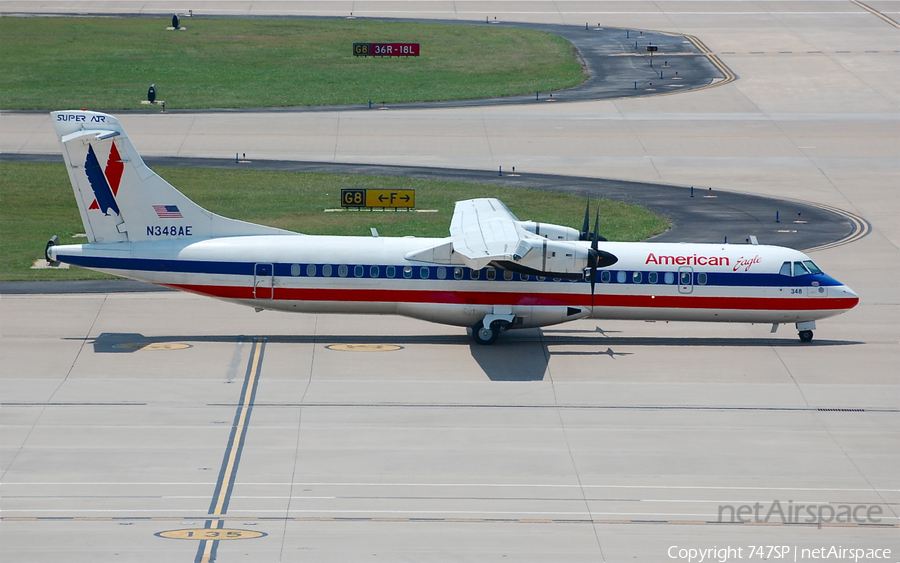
<box><xmin>839</xmin><ymin>284</ymin><xmax>859</xmax><ymax>309</ymax></box>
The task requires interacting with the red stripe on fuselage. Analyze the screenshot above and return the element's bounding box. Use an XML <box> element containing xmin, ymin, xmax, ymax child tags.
<box><xmin>162</xmin><ymin>284</ymin><xmax>858</xmax><ymax>312</ymax></box>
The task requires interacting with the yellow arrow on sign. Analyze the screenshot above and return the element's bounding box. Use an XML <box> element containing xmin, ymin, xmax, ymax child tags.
<box><xmin>364</xmin><ymin>189</ymin><xmax>415</xmax><ymax>208</ymax></box>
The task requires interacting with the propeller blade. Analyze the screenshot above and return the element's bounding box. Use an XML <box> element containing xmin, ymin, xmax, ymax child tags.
<box><xmin>580</xmin><ymin>200</ymin><xmax>591</xmax><ymax>241</ymax></box>
<box><xmin>586</xmin><ymin>247</ymin><xmax>619</xmax><ymax>306</ymax></box>
<box><xmin>584</xmin><ymin>203</ymin><xmax>608</xmax><ymax>242</ymax></box>
<box><xmin>590</xmin><ymin>210</ymin><xmax>600</xmax><ymax>304</ymax></box>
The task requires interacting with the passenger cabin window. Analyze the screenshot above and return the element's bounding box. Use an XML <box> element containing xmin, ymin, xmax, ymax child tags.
<box><xmin>793</xmin><ymin>262</ymin><xmax>811</xmax><ymax>276</ymax></box>
<box><xmin>486</xmin><ymin>269</ymin><xmax>496</xmax><ymax>281</ymax></box>
<box><xmin>454</xmin><ymin>267</ymin><xmax>464</xmax><ymax>280</ymax></box>
<box><xmin>680</xmin><ymin>272</ymin><xmax>692</xmax><ymax>285</ymax></box>
<box><xmin>504</xmin><ymin>270</ymin><xmax>514</xmax><ymax>281</ymax></box>
<box><xmin>322</xmin><ymin>264</ymin><xmax>333</xmax><ymax>277</ymax></box>
<box><xmin>616</xmin><ymin>271</ymin><xmax>626</xmax><ymax>283</ymax></box>
<box><xmin>648</xmin><ymin>272</ymin><xmax>658</xmax><ymax>284</ymax></box>
<box><xmin>664</xmin><ymin>272</ymin><xmax>674</xmax><ymax>284</ymax></box>
<box><xmin>291</xmin><ymin>264</ymin><xmax>301</xmax><ymax>277</ymax></box>
<box><xmin>386</xmin><ymin>266</ymin><xmax>396</xmax><ymax>278</ymax></box>
<box><xmin>420</xmin><ymin>267</ymin><xmax>430</xmax><ymax>279</ymax></box>
<box><xmin>633</xmin><ymin>272</ymin><xmax>642</xmax><ymax>284</ymax></box>
<box><xmin>520</xmin><ymin>273</ymin><xmax>530</xmax><ymax>281</ymax></box>
<box><xmin>403</xmin><ymin>266</ymin><xmax>413</xmax><ymax>278</ymax></box>
<box><xmin>803</xmin><ymin>260</ymin><xmax>822</xmax><ymax>274</ymax></box>
<box><xmin>338</xmin><ymin>265</ymin><xmax>348</xmax><ymax>277</ymax></box>
<box><xmin>697</xmin><ymin>272</ymin><xmax>708</xmax><ymax>285</ymax></box>
<box><xmin>437</xmin><ymin>267</ymin><xmax>447</xmax><ymax>280</ymax></box>
<box><xmin>370</xmin><ymin>266</ymin><xmax>379</xmax><ymax>278</ymax></box>
<box><xmin>470</xmin><ymin>269</ymin><xmax>480</xmax><ymax>280</ymax></box>
<box><xmin>601</xmin><ymin>270</ymin><xmax>610</xmax><ymax>283</ymax></box>
<box><xmin>354</xmin><ymin>265</ymin><xmax>364</xmax><ymax>278</ymax></box>
<box><xmin>306</xmin><ymin>264</ymin><xmax>316</xmax><ymax>277</ymax></box>
<box><xmin>779</xmin><ymin>261</ymin><xmax>792</xmax><ymax>276</ymax></box>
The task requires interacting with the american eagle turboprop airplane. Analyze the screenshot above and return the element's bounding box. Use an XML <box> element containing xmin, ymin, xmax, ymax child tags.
<box><xmin>46</xmin><ymin>110</ymin><xmax>859</xmax><ymax>344</ymax></box>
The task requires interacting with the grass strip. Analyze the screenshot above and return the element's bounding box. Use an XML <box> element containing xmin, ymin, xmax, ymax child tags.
<box><xmin>0</xmin><ymin>17</ymin><xmax>586</xmax><ymax>110</ymax></box>
<box><xmin>0</xmin><ymin>162</ymin><xmax>669</xmax><ymax>281</ymax></box>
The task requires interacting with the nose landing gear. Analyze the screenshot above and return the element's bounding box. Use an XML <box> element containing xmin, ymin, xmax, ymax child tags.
<box><xmin>796</xmin><ymin>320</ymin><xmax>816</xmax><ymax>343</ymax></box>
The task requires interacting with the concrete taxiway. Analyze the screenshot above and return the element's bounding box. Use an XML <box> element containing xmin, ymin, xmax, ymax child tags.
<box><xmin>1</xmin><ymin>2</ymin><xmax>898</xmax><ymax>562</ymax></box>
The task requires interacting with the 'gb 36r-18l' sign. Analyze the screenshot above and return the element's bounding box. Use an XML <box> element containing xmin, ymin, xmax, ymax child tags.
<box><xmin>353</xmin><ymin>43</ymin><xmax>420</xmax><ymax>57</ymax></box>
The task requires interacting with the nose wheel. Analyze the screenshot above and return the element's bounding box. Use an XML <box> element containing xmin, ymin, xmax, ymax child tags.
<box><xmin>796</xmin><ymin>321</ymin><xmax>816</xmax><ymax>343</ymax></box>
<box><xmin>472</xmin><ymin>320</ymin><xmax>507</xmax><ymax>345</ymax></box>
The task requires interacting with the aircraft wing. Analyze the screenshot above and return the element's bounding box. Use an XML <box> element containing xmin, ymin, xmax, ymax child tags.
<box><xmin>448</xmin><ymin>198</ymin><xmax>526</xmax><ymax>269</ymax></box>
<box><xmin>406</xmin><ymin>198</ymin><xmax>592</xmax><ymax>277</ymax></box>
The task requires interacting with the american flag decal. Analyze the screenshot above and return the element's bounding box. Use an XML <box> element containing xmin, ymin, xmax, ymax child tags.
<box><xmin>153</xmin><ymin>205</ymin><xmax>183</xmax><ymax>218</ymax></box>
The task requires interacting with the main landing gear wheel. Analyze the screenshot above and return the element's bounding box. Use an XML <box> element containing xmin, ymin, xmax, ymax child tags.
<box><xmin>798</xmin><ymin>330</ymin><xmax>814</xmax><ymax>343</ymax></box>
<box><xmin>472</xmin><ymin>320</ymin><xmax>506</xmax><ymax>345</ymax></box>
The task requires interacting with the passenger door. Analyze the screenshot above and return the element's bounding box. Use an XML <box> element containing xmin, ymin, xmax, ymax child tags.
<box><xmin>678</xmin><ymin>266</ymin><xmax>693</xmax><ymax>294</ymax></box>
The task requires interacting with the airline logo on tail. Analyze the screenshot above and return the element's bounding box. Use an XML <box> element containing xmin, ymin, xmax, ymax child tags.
<box><xmin>85</xmin><ymin>142</ymin><xmax>123</xmax><ymax>216</ymax></box>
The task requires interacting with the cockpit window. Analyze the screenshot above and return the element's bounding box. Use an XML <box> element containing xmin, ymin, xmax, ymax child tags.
<box><xmin>792</xmin><ymin>261</ymin><xmax>811</xmax><ymax>276</ymax></box>
<box><xmin>779</xmin><ymin>261</ymin><xmax>792</xmax><ymax>276</ymax></box>
<box><xmin>803</xmin><ymin>260</ymin><xmax>822</xmax><ymax>275</ymax></box>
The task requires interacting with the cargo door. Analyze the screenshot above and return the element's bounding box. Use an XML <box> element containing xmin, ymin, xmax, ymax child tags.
<box><xmin>254</xmin><ymin>263</ymin><xmax>274</xmax><ymax>299</ymax></box>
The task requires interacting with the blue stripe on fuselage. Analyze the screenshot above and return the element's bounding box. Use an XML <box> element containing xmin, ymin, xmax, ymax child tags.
<box><xmin>64</xmin><ymin>254</ymin><xmax>252</xmax><ymax>276</ymax></box>
<box><xmin>703</xmin><ymin>272</ymin><xmax>841</xmax><ymax>288</ymax></box>
<box><xmin>59</xmin><ymin>254</ymin><xmax>844</xmax><ymax>288</ymax></box>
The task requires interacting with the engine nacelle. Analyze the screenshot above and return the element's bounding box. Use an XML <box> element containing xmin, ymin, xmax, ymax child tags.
<box><xmin>517</xmin><ymin>221</ymin><xmax>581</xmax><ymax>241</ymax></box>
<box><xmin>506</xmin><ymin>238</ymin><xmax>591</xmax><ymax>277</ymax></box>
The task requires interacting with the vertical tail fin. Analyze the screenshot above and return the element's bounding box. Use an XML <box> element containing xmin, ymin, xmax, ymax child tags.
<box><xmin>52</xmin><ymin>110</ymin><xmax>291</xmax><ymax>243</ymax></box>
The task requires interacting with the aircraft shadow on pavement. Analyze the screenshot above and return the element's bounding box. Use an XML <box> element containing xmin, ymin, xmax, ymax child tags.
<box><xmin>78</xmin><ymin>332</ymin><xmax>550</xmax><ymax>381</ymax></box>
<box><xmin>78</xmin><ymin>331</ymin><xmax>863</xmax><ymax>382</ymax></box>
<box><xmin>540</xmin><ymin>335</ymin><xmax>864</xmax><ymax>348</ymax></box>
<box><xmin>80</xmin><ymin>332</ymin><xmax>471</xmax><ymax>352</ymax></box>
<box><xmin>468</xmin><ymin>339</ymin><xmax>549</xmax><ymax>381</ymax></box>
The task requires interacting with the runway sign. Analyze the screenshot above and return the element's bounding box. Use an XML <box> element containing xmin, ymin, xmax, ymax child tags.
<box><xmin>354</xmin><ymin>43</ymin><xmax>420</xmax><ymax>57</ymax></box>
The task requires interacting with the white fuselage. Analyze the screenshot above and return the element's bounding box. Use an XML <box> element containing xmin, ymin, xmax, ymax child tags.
<box><xmin>50</xmin><ymin>235</ymin><xmax>859</xmax><ymax>330</ymax></box>
<box><xmin>46</xmin><ymin>110</ymin><xmax>859</xmax><ymax>342</ymax></box>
